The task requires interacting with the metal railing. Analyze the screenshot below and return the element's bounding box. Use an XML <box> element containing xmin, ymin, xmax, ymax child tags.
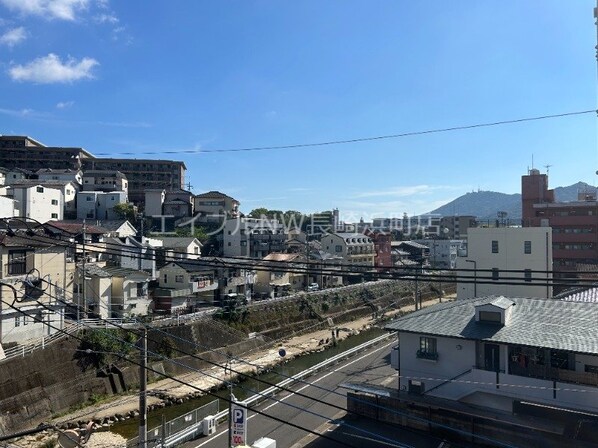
<box><xmin>0</xmin><ymin>321</ymin><xmax>82</xmax><ymax>363</ymax></box>
<box><xmin>127</xmin><ymin>399</ymin><xmax>219</xmax><ymax>448</ymax></box>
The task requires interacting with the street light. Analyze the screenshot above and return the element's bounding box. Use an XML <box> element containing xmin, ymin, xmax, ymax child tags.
<box><xmin>465</xmin><ymin>259</ymin><xmax>477</xmax><ymax>298</ymax></box>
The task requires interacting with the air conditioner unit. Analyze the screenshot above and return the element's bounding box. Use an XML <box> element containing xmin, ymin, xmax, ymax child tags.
<box><xmin>202</xmin><ymin>416</ymin><xmax>216</xmax><ymax>436</ymax></box>
<box><xmin>408</xmin><ymin>380</ymin><xmax>424</xmax><ymax>395</ymax></box>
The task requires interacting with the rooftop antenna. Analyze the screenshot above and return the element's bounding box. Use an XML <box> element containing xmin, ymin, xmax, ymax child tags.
<box><xmin>531</xmin><ymin>154</ymin><xmax>534</xmax><ymax>170</ymax></box>
<box><xmin>544</xmin><ymin>164</ymin><xmax>552</xmax><ymax>176</ymax></box>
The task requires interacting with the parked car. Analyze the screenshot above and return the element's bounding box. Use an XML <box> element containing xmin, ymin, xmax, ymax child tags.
<box><xmin>307</xmin><ymin>283</ymin><xmax>320</xmax><ymax>292</ymax></box>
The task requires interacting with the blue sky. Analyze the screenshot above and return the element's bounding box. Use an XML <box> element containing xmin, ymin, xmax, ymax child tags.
<box><xmin>0</xmin><ymin>1</ymin><xmax>596</xmax><ymax>221</ymax></box>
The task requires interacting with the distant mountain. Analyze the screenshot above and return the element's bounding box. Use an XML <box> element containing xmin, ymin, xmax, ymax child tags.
<box><xmin>428</xmin><ymin>181</ymin><xmax>595</xmax><ymax>220</ymax></box>
<box><xmin>429</xmin><ymin>191</ymin><xmax>521</xmax><ymax>220</ymax></box>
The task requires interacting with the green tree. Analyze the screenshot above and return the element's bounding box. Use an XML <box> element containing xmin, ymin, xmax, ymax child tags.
<box><xmin>113</xmin><ymin>203</ymin><xmax>137</xmax><ymax>222</ymax></box>
<box><xmin>249</xmin><ymin>208</ymin><xmax>269</xmax><ymax>218</ymax></box>
<box><xmin>75</xmin><ymin>329</ymin><xmax>137</xmax><ymax>371</ymax></box>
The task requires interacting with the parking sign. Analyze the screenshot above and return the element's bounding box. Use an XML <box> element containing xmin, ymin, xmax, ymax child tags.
<box><xmin>230</xmin><ymin>402</ymin><xmax>247</xmax><ymax>446</ymax></box>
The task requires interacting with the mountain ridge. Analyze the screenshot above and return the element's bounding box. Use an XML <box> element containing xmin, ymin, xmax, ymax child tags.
<box><xmin>428</xmin><ymin>181</ymin><xmax>596</xmax><ymax>220</ymax></box>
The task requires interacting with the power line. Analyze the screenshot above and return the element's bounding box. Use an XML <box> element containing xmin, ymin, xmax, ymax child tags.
<box><xmin>93</xmin><ymin>109</ymin><xmax>597</xmax><ymax>156</ymax></box>
<box><xmin>2</xmin><ymin>295</ymin><xmax>415</xmax><ymax>448</ymax></box>
<box><xmin>18</xmin><ymin>288</ymin><xmax>518</xmax><ymax>448</ymax></box>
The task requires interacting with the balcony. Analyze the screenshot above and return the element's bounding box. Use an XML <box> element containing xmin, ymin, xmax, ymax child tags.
<box><xmin>189</xmin><ymin>278</ymin><xmax>218</xmax><ymax>293</ymax></box>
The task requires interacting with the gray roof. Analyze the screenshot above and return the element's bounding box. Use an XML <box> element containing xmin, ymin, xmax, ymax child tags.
<box><xmin>385</xmin><ymin>297</ymin><xmax>598</xmax><ymax>355</ymax></box>
<box><xmin>98</xmin><ymin>220</ymin><xmax>136</xmax><ymax>232</ymax></box>
<box><xmin>484</xmin><ymin>297</ymin><xmax>515</xmax><ymax>309</ymax></box>
<box><xmin>560</xmin><ymin>287</ymin><xmax>598</xmax><ymax>304</ymax></box>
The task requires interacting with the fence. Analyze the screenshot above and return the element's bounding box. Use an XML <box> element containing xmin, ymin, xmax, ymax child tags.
<box><xmin>127</xmin><ymin>399</ymin><xmax>219</xmax><ymax>448</ymax></box>
<box><xmin>0</xmin><ymin>320</ymin><xmax>82</xmax><ymax>363</ymax></box>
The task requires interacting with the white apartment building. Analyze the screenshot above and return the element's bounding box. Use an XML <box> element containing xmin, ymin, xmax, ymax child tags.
<box><xmin>37</xmin><ymin>168</ymin><xmax>83</xmax><ymax>186</ymax></box>
<box><xmin>0</xmin><ymin>196</ymin><xmax>17</xmax><ymax>219</ymax></box>
<box><xmin>77</xmin><ymin>191</ymin><xmax>128</xmax><ymax>221</ymax></box>
<box><xmin>456</xmin><ymin>227</ymin><xmax>552</xmax><ymax>299</ymax></box>
<box><xmin>7</xmin><ymin>184</ymin><xmax>63</xmax><ymax>222</ymax></box>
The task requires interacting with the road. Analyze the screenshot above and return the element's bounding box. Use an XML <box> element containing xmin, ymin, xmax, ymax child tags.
<box><xmin>184</xmin><ymin>339</ymin><xmax>442</xmax><ymax>448</ymax></box>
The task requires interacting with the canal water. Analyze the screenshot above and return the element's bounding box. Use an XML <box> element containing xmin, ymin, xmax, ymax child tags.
<box><xmin>109</xmin><ymin>327</ymin><xmax>387</xmax><ymax>439</ymax></box>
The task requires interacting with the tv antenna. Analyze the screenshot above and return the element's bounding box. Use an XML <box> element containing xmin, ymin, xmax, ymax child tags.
<box><xmin>544</xmin><ymin>164</ymin><xmax>552</xmax><ymax>175</ymax></box>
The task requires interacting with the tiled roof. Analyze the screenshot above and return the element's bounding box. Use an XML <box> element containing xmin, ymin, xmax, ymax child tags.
<box><xmin>195</xmin><ymin>190</ymin><xmax>237</xmax><ymax>201</ymax></box>
<box><xmin>45</xmin><ymin>221</ymin><xmax>109</xmax><ymax>234</ymax></box>
<box><xmin>165</xmin><ymin>260</ymin><xmax>214</xmax><ymax>273</ymax></box>
<box><xmin>97</xmin><ymin>220</ymin><xmax>135</xmax><ymax>232</ymax></box>
<box><xmin>101</xmin><ymin>265</ymin><xmax>150</xmax><ymax>279</ymax></box>
<box><xmin>385</xmin><ymin>297</ymin><xmax>598</xmax><ymax>355</ymax></box>
<box><xmin>559</xmin><ymin>287</ymin><xmax>598</xmax><ymax>304</ymax></box>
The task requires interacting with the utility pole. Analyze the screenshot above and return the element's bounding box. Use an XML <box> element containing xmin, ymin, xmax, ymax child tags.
<box><xmin>80</xmin><ymin>220</ymin><xmax>87</xmax><ymax>322</ymax></box>
<box><xmin>139</xmin><ymin>327</ymin><xmax>148</xmax><ymax>448</ymax></box>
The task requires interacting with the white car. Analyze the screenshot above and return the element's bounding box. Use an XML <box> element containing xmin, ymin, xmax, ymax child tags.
<box><xmin>307</xmin><ymin>283</ymin><xmax>320</xmax><ymax>292</ymax></box>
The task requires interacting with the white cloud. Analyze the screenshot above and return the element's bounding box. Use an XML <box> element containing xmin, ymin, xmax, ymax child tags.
<box><xmin>0</xmin><ymin>107</ymin><xmax>46</xmax><ymax>118</ymax></box>
<box><xmin>56</xmin><ymin>100</ymin><xmax>74</xmax><ymax>109</ymax></box>
<box><xmin>0</xmin><ymin>26</ymin><xmax>27</xmax><ymax>47</ymax></box>
<box><xmin>95</xmin><ymin>12</ymin><xmax>117</xmax><ymax>24</ymax></box>
<box><xmin>9</xmin><ymin>53</ymin><xmax>99</xmax><ymax>83</ymax></box>
<box><xmin>0</xmin><ymin>0</ymin><xmax>91</xmax><ymax>21</ymax></box>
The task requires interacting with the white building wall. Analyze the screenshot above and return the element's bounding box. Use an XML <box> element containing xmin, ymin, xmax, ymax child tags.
<box><xmin>0</xmin><ymin>196</ymin><xmax>17</xmax><ymax>218</ymax></box>
<box><xmin>398</xmin><ymin>332</ymin><xmax>476</xmax><ymax>393</ymax></box>
<box><xmin>11</xmin><ymin>185</ymin><xmax>63</xmax><ymax>222</ymax></box>
<box><xmin>456</xmin><ymin>227</ymin><xmax>553</xmax><ymax>299</ymax></box>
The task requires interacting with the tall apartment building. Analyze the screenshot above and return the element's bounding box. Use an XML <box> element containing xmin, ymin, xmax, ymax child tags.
<box><xmin>522</xmin><ymin>169</ymin><xmax>598</xmax><ymax>282</ymax></box>
<box><xmin>0</xmin><ymin>136</ymin><xmax>186</xmax><ymax>207</ymax></box>
<box><xmin>82</xmin><ymin>158</ymin><xmax>185</xmax><ymax>205</ymax></box>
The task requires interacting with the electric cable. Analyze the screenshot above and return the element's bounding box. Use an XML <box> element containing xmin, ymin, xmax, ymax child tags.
<box><xmin>92</xmin><ymin>109</ymin><xmax>597</xmax><ymax>156</ymax></box>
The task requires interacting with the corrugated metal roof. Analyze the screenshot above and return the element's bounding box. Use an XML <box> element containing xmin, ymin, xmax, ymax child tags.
<box><xmin>385</xmin><ymin>297</ymin><xmax>598</xmax><ymax>355</ymax></box>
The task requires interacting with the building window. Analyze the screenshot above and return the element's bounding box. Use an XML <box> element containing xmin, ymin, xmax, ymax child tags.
<box><xmin>491</xmin><ymin>240</ymin><xmax>499</xmax><ymax>253</ymax></box>
<box><xmin>492</xmin><ymin>268</ymin><xmax>499</xmax><ymax>281</ymax></box>
<box><xmin>36</xmin><ymin>186</ymin><xmax>44</xmax><ymax>193</ymax></box>
<box><xmin>51</xmin><ymin>213</ymin><xmax>58</xmax><ymax>219</ymax></box>
<box><xmin>175</xmin><ymin>275</ymin><xmax>184</xmax><ymax>283</ymax></box>
<box><xmin>8</xmin><ymin>250</ymin><xmax>27</xmax><ymax>275</ymax></box>
<box><xmin>14</xmin><ymin>316</ymin><xmax>20</xmax><ymax>327</ymax></box>
<box><xmin>51</xmin><ymin>199</ymin><xmax>58</xmax><ymax>205</ymax></box>
<box><xmin>335</xmin><ymin>245</ymin><xmax>342</xmax><ymax>252</ymax></box>
<box><xmin>86</xmin><ymin>196</ymin><xmax>93</xmax><ymax>201</ymax></box>
<box><xmin>524</xmin><ymin>269</ymin><xmax>532</xmax><ymax>282</ymax></box>
<box><xmin>417</xmin><ymin>337</ymin><xmax>438</xmax><ymax>360</ymax></box>
<box><xmin>524</xmin><ymin>241</ymin><xmax>531</xmax><ymax>254</ymax></box>
<box><xmin>240</xmin><ymin>241</ymin><xmax>247</xmax><ymax>247</ymax></box>
<box><xmin>163</xmin><ymin>274</ymin><xmax>168</xmax><ymax>283</ymax></box>
<box><xmin>479</xmin><ymin>311</ymin><xmax>501</xmax><ymax>323</ymax></box>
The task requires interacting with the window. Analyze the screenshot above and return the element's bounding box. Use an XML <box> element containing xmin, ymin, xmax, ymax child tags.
<box><xmin>8</xmin><ymin>250</ymin><xmax>27</xmax><ymax>275</ymax></box>
<box><xmin>86</xmin><ymin>196</ymin><xmax>93</xmax><ymax>201</ymax></box>
<box><xmin>479</xmin><ymin>311</ymin><xmax>501</xmax><ymax>323</ymax></box>
<box><xmin>240</xmin><ymin>241</ymin><xmax>247</xmax><ymax>247</ymax></box>
<box><xmin>50</xmin><ymin>199</ymin><xmax>58</xmax><ymax>206</ymax></box>
<box><xmin>491</xmin><ymin>240</ymin><xmax>499</xmax><ymax>253</ymax></box>
<box><xmin>417</xmin><ymin>337</ymin><xmax>438</xmax><ymax>360</ymax></box>
<box><xmin>335</xmin><ymin>245</ymin><xmax>342</xmax><ymax>252</ymax></box>
<box><xmin>524</xmin><ymin>269</ymin><xmax>532</xmax><ymax>282</ymax></box>
<box><xmin>492</xmin><ymin>268</ymin><xmax>499</xmax><ymax>281</ymax></box>
<box><xmin>51</xmin><ymin>213</ymin><xmax>58</xmax><ymax>219</ymax></box>
<box><xmin>36</xmin><ymin>186</ymin><xmax>44</xmax><ymax>193</ymax></box>
<box><xmin>14</xmin><ymin>316</ymin><xmax>20</xmax><ymax>327</ymax></box>
<box><xmin>163</xmin><ymin>274</ymin><xmax>168</xmax><ymax>283</ymax></box>
<box><xmin>524</xmin><ymin>240</ymin><xmax>531</xmax><ymax>254</ymax></box>
<box><xmin>175</xmin><ymin>275</ymin><xmax>184</xmax><ymax>283</ymax></box>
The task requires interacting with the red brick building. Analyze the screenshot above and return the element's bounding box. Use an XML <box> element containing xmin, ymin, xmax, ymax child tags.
<box><xmin>365</xmin><ymin>230</ymin><xmax>393</xmax><ymax>271</ymax></box>
<box><xmin>522</xmin><ymin>169</ymin><xmax>598</xmax><ymax>282</ymax></box>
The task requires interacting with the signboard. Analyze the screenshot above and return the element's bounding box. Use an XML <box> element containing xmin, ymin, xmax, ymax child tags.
<box><xmin>230</xmin><ymin>401</ymin><xmax>247</xmax><ymax>447</ymax></box>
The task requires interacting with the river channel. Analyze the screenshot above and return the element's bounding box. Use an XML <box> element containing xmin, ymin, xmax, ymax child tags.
<box><xmin>109</xmin><ymin>327</ymin><xmax>387</xmax><ymax>439</ymax></box>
